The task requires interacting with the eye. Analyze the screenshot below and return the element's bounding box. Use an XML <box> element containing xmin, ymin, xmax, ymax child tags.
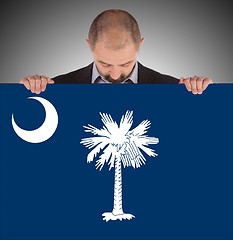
<box><xmin>121</xmin><ymin>63</ymin><xmax>130</xmax><ymax>67</ymax></box>
<box><xmin>102</xmin><ymin>63</ymin><xmax>111</xmax><ymax>67</ymax></box>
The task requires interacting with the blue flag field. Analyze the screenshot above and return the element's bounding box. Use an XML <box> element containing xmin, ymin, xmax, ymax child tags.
<box><xmin>0</xmin><ymin>84</ymin><xmax>232</xmax><ymax>240</ymax></box>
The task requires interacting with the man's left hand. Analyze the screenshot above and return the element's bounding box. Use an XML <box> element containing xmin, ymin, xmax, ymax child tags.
<box><xmin>179</xmin><ymin>76</ymin><xmax>213</xmax><ymax>95</ymax></box>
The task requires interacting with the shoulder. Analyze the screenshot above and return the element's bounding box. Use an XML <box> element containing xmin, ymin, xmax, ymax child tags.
<box><xmin>52</xmin><ymin>63</ymin><xmax>93</xmax><ymax>84</ymax></box>
<box><xmin>138</xmin><ymin>62</ymin><xmax>180</xmax><ymax>84</ymax></box>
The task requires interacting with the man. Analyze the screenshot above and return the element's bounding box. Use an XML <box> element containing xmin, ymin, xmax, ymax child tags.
<box><xmin>20</xmin><ymin>9</ymin><xmax>213</xmax><ymax>94</ymax></box>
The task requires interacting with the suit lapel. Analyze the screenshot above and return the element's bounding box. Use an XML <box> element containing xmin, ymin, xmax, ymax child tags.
<box><xmin>138</xmin><ymin>62</ymin><xmax>152</xmax><ymax>84</ymax></box>
<box><xmin>75</xmin><ymin>63</ymin><xmax>93</xmax><ymax>84</ymax></box>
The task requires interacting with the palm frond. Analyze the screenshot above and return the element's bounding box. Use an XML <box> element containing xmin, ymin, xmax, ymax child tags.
<box><xmin>100</xmin><ymin>112</ymin><xmax>119</xmax><ymax>135</ymax></box>
<box><xmin>85</xmin><ymin>141</ymin><xmax>109</xmax><ymax>163</ymax></box>
<box><xmin>128</xmin><ymin>119</ymin><xmax>151</xmax><ymax>136</ymax></box>
<box><xmin>108</xmin><ymin>151</ymin><xmax>116</xmax><ymax>171</ymax></box>
<box><xmin>137</xmin><ymin>144</ymin><xmax>158</xmax><ymax>157</ymax></box>
<box><xmin>133</xmin><ymin>135</ymin><xmax>159</xmax><ymax>146</ymax></box>
<box><xmin>95</xmin><ymin>145</ymin><xmax>114</xmax><ymax>171</ymax></box>
<box><xmin>80</xmin><ymin>136</ymin><xmax>109</xmax><ymax>149</ymax></box>
<box><xmin>83</xmin><ymin>124</ymin><xmax>111</xmax><ymax>138</ymax></box>
<box><xmin>119</xmin><ymin>110</ymin><xmax>133</xmax><ymax>135</ymax></box>
<box><xmin>131</xmin><ymin>135</ymin><xmax>159</xmax><ymax>157</ymax></box>
<box><xmin>120</xmin><ymin>141</ymin><xmax>146</xmax><ymax>169</ymax></box>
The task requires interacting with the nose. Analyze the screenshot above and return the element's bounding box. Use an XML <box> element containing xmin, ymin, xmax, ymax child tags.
<box><xmin>110</xmin><ymin>67</ymin><xmax>121</xmax><ymax>80</ymax></box>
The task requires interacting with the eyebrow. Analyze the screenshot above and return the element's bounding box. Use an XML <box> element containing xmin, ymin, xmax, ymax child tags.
<box><xmin>97</xmin><ymin>60</ymin><xmax>134</xmax><ymax>66</ymax></box>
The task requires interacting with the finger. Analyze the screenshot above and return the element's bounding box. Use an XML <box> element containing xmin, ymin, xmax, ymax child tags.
<box><xmin>183</xmin><ymin>78</ymin><xmax>192</xmax><ymax>92</ymax></box>
<box><xmin>202</xmin><ymin>78</ymin><xmax>213</xmax><ymax>91</ymax></box>
<box><xmin>196</xmin><ymin>77</ymin><xmax>205</xmax><ymax>95</ymax></box>
<box><xmin>20</xmin><ymin>77</ymin><xmax>31</xmax><ymax>90</ymax></box>
<box><xmin>34</xmin><ymin>74</ymin><xmax>42</xmax><ymax>94</ymax></box>
<box><xmin>179</xmin><ymin>77</ymin><xmax>184</xmax><ymax>84</ymax></box>
<box><xmin>41</xmin><ymin>75</ymin><xmax>48</xmax><ymax>92</ymax></box>
<box><xmin>47</xmin><ymin>77</ymin><xmax>55</xmax><ymax>84</ymax></box>
<box><xmin>27</xmin><ymin>75</ymin><xmax>36</xmax><ymax>93</ymax></box>
<box><xmin>190</xmin><ymin>76</ymin><xmax>198</xmax><ymax>95</ymax></box>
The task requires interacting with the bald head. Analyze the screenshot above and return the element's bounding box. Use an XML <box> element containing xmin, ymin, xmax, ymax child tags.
<box><xmin>88</xmin><ymin>9</ymin><xmax>142</xmax><ymax>51</ymax></box>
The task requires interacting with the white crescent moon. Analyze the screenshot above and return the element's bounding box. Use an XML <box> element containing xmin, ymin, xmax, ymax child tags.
<box><xmin>12</xmin><ymin>97</ymin><xmax>58</xmax><ymax>143</ymax></box>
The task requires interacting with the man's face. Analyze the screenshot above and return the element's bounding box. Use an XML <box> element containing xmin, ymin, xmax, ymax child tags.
<box><xmin>87</xmin><ymin>38</ymin><xmax>144</xmax><ymax>83</ymax></box>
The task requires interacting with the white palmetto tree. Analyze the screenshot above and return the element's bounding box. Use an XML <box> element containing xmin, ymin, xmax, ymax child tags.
<box><xmin>80</xmin><ymin>111</ymin><xmax>159</xmax><ymax>222</ymax></box>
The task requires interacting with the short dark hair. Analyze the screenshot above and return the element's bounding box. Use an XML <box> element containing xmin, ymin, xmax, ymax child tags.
<box><xmin>88</xmin><ymin>9</ymin><xmax>141</xmax><ymax>50</ymax></box>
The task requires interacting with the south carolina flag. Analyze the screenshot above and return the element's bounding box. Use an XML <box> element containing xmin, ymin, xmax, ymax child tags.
<box><xmin>0</xmin><ymin>84</ymin><xmax>232</xmax><ymax>240</ymax></box>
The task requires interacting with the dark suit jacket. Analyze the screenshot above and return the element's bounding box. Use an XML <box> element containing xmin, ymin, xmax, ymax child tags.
<box><xmin>53</xmin><ymin>62</ymin><xmax>179</xmax><ymax>84</ymax></box>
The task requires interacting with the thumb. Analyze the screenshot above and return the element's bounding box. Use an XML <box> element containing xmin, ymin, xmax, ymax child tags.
<box><xmin>179</xmin><ymin>77</ymin><xmax>184</xmax><ymax>84</ymax></box>
<box><xmin>47</xmin><ymin>78</ymin><xmax>55</xmax><ymax>84</ymax></box>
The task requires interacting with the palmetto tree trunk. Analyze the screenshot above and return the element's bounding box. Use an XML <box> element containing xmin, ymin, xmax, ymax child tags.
<box><xmin>112</xmin><ymin>154</ymin><xmax>124</xmax><ymax>215</ymax></box>
<box><xmin>102</xmin><ymin>151</ymin><xmax>135</xmax><ymax>222</ymax></box>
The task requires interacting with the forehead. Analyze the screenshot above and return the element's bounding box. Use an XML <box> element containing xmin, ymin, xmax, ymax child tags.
<box><xmin>92</xmin><ymin>41</ymin><xmax>138</xmax><ymax>65</ymax></box>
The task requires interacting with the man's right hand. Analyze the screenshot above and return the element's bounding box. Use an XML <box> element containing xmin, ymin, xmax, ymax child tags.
<box><xmin>20</xmin><ymin>74</ymin><xmax>55</xmax><ymax>94</ymax></box>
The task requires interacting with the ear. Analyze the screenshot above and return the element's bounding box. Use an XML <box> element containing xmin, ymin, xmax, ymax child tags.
<box><xmin>140</xmin><ymin>38</ymin><xmax>145</xmax><ymax>48</ymax></box>
<box><xmin>85</xmin><ymin>39</ymin><xmax>91</xmax><ymax>49</ymax></box>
